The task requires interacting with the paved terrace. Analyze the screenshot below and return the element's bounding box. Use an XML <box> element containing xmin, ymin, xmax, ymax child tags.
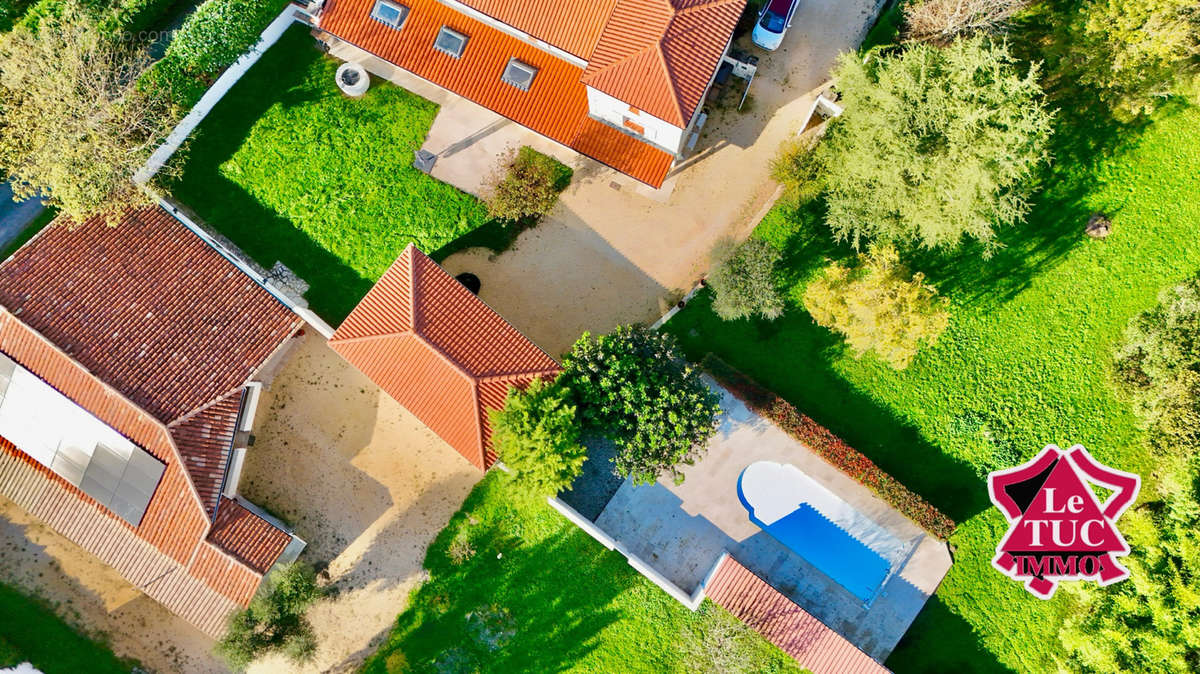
<box><xmin>594</xmin><ymin>381</ymin><xmax>952</xmax><ymax>661</ymax></box>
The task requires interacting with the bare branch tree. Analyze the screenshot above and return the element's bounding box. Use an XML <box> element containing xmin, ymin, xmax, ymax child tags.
<box><xmin>902</xmin><ymin>0</ymin><xmax>1028</xmax><ymax>46</ymax></box>
<box><xmin>0</xmin><ymin>1</ymin><xmax>179</xmax><ymax>223</ymax></box>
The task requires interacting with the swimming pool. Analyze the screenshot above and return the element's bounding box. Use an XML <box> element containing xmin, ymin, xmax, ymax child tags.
<box><xmin>738</xmin><ymin>461</ymin><xmax>899</xmax><ymax>604</ymax></box>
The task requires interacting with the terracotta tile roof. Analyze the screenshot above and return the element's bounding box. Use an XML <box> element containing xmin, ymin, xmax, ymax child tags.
<box><xmin>207</xmin><ymin>497</ymin><xmax>292</xmax><ymax>575</ymax></box>
<box><xmin>0</xmin><ymin>206</ymin><xmax>302</xmax><ymax>518</ymax></box>
<box><xmin>317</xmin><ymin>0</ymin><xmax>676</xmax><ymax>187</ymax></box>
<box><xmin>0</xmin><ymin>206</ymin><xmax>302</xmax><ymax>425</ymax></box>
<box><xmin>454</xmin><ymin>0</ymin><xmax>618</xmax><ymax>60</ymax></box>
<box><xmin>583</xmin><ymin>0</ymin><xmax>745</xmax><ymax>126</ymax></box>
<box><xmin>330</xmin><ymin>245</ymin><xmax>560</xmax><ymax>469</ymax></box>
<box><xmin>706</xmin><ymin>556</ymin><xmax>890</xmax><ymax>674</ymax></box>
<box><xmin>169</xmin><ymin>391</ymin><xmax>245</xmax><ymax>518</ymax></box>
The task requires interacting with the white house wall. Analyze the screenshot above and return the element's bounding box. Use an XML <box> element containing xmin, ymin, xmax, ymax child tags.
<box><xmin>586</xmin><ymin>86</ymin><xmax>685</xmax><ymax>155</ymax></box>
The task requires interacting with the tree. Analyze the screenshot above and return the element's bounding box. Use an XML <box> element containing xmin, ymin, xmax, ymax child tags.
<box><xmin>217</xmin><ymin>562</ymin><xmax>321</xmax><ymax>670</ymax></box>
<box><xmin>803</xmin><ymin>246</ymin><xmax>950</xmax><ymax>369</ymax></box>
<box><xmin>776</xmin><ymin>38</ymin><xmax>1052</xmax><ymax>253</ymax></box>
<box><xmin>1068</xmin><ymin>0</ymin><xmax>1199</xmax><ymax>118</ymax></box>
<box><xmin>562</xmin><ymin>325</ymin><xmax>721</xmax><ymax>485</ymax></box>
<box><xmin>0</xmin><ymin>2</ymin><xmax>177</xmax><ymax>222</ymax></box>
<box><xmin>489</xmin><ymin>377</ymin><xmax>587</xmax><ymax>496</ymax></box>
<box><xmin>902</xmin><ymin>0</ymin><xmax>1028</xmax><ymax>45</ymax></box>
<box><xmin>708</xmin><ymin>238</ymin><xmax>786</xmax><ymax>321</ymax></box>
<box><xmin>485</xmin><ymin>146</ymin><xmax>571</xmax><ymax>222</ymax></box>
<box><xmin>1113</xmin><ymin>274</ymin><xmax>1200</xmax><ymax>458</ymax></box>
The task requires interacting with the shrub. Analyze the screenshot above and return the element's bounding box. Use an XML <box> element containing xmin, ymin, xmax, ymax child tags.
<box><xmin>804</xmin><ymin>245</ymin><xmax>950</xmax><ymax>369</ymax></box>
<box><xmin>1067</xmin><ymin>0</ymin><xmax>1199</xmax><ymax>118</ymax></box>
<box><xmin>708</xmin><ymin>238</ymin><xmax>786</xmax><ymax>321</ymax></box>
<box><xmin>485</xmin><ymin>146</ymin><xmax>572</xmax><ymax>222</ymax></box>
<box><xmin>563</xmin><ymin>325</ymin><xmax>721</xmax><ymax>485</ymax></box>
<box><xmin>489</xmin><ymin>377</ymin><xmax>587</xmax><ymax>496</ymax></box>
<box><xmin>1113</xmin><ymin>274</ymin><xmax>1200</xmax><ymax>458</ymax></box>
<box><xmin>217</xmin><ymin>562</ymin><xmax>321</xmax><ymax>670</ymax></box>
<box><xmin>703</xmin><ymin>354</ymin><xmax>956</xmax><ymax>538</ymax></box>
<box><xmin>902</xmin><ymin>0</ymin><xmax>1028</xmax><ymax>45</ymax></box>
<box><xmin>777</xmin><ymin>37</ymin><xmax>1052</xmax><ymax>253</ymax></box>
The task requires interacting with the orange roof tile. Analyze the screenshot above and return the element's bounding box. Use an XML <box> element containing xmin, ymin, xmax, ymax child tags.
<box><xmin>454</xmin><ymin>0</ymin><xmax>619</xmax><ymax>60</ymax></box>
<box><xmin>207</xmin><ymin>497</ymin><xmax>292</xmax><ymax>575</ymax></box>
<box><xmin>317</xmin><ymin>0</ymin><xmax>677</xmax><ymax>187</ymax></box>
<box><xmin>583</xmin><ymin>0</ymin><xmax>745</xmax><ymax>126</ymax></box>
<box><xmin>330</xmin><ymin>245</ymin><xmax>560</xmax><ymax>469</ymax></box>
<box><xmin>706</xmin><ymin>556</ymin><xmax>890</xmax><ymax>674</ymax></box>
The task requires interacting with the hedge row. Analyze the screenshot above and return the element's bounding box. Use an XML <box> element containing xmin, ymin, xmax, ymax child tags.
<box><xmin>145</xmin><ymin>0</ymin><xmax>288</xmax><ymax>108</ymax></box>
<box><xmin>703</xmin><ymin>353</ymin><xmax>957</xmax><ymax>539</ymax></box>
<box><xmin>16</xmin><ymin>0</ymin><xmax>177</xmax><ymax>34</ymax></box>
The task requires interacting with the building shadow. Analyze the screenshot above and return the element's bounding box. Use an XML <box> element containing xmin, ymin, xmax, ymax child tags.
<box><xmin>886</xmin><ymin>595</ymin><xmax>1013</xmax><ymax>673</ymax></box>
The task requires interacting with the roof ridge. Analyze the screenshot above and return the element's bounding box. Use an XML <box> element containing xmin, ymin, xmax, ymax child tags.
<box><xmin>327</xmin><ymin>329</ymin><xmax>413</xmax><ymax>346</ymax></box>
<box><xmin>652</xmin><ymin>38</ymin><xmax>687</xmax><ymax>126</ymax></box>
<box><xmin>166</xmin><ymin>386</ymin><xmax>243</xmax><ymax>429</ymax></box>
<box><xmin>476</xmin><ymin>366</ymin><xmax>563</xmax><ymax>384</ymax></box>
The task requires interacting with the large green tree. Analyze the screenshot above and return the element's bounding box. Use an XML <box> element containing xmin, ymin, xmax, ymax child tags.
<box><xmin>778</xmin><ymin>37</ymin><xmax>1052</xmax><ymax>253</ymax></box>
<box><xmin>562</xmin><ymin>325</ymin><xmax>721</xmax><ymax>485</ymax></box>
<box><xmin>217</xmin><ymin>563</ymin><xmax>321</xmax><ymax>670</ymax></box>
<box><xmin>803</xmin><ymin>245</ymin><xmax>950</xmax><ymax>369</ymax></box>
<box><xmin>708</xmin><ymin>238</ymin><xmax>786</xmax><ymax>321</ymax></box>
<box><xmin>1069</xmin><ymin>0</ymin><xmax>1199</xmax><ymax>118</ymax></box>
<box><xmin>489</xmin><ymin>377</ymin><xmax>587</xmax><ymax>496</ymax></box>
<box><xmin>0</xmin><ymin>1</ymin><xmax>175</xmax><ymax>222</ymax></box>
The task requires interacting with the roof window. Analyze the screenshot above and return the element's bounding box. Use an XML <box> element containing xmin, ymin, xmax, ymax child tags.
<box><xmin>501</xmin><ymin>58</ymin><xmax>537</xmax><ymax>92</ymax></box>
<box><xmin>370</xmin><ymin>0</ymin><xmax>409</xmax><ymax>29</ymax></box>
<box><xmin>434</xmin><ymin>26</ymin><xmax>468</xmax><ymax>58</ymax></box>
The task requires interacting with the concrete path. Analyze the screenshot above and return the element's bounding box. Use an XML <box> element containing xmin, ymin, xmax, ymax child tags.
<box><xmin>0</xmin><ymin>182</ymin><xmax>44</xmax><ymax>254</ymax></box>
<box><xmin>594</xmin><ymin>380</ymin><xmax>952</xmax><ymax>662</ymax></box>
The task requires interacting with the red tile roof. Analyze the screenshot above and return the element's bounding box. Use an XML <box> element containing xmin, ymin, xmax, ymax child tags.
<box><xmin>455</xmin><ymin>0</ymin><xmax>618</xmax><ymax>60</ymax></box>
<box><xmin>0</xmin><ymin>206</ymin><xmax>301</xmax><ymax>636</ymax></box>
<box><xmin>706</xmin><ymin>556</ymin><xmax>890</xmax><ymax>674</ymax></box>
<box><xmin>0</xmin><ymin>206</ymin><xmax>303</xmax><ymax>518</ymax></box>
<box><xmin>317</xmin><ymin>0</ymin><xmax>678</xmax><ymax>187</ymax></box>
<box><xmin>207</xmin><ymin>497</ymin><xmax>293</xmax><ymax>575</ymax></box>
<box><xmin>330</xmin><ymin>245</ymin><xmax>560</xmax><ymax>469</ymax></box>
<box><xmin>584</xmin><ymin>0</ymin><xmax>744</xmax><ymax>126</ymax></box>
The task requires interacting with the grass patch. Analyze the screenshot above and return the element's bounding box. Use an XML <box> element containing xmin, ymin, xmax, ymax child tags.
<box><xmin>0</xmin><ymin>582</ymin><xmax>133</xmax><ymax>673</ymax></box>
<box><xmin>362</xmin><ymin>472</ymin><xmax>801</xmax><ymax>673</ymax></box>
<box><xmin>169</xmin><ymin>26</ymin><xmax>491</xmax><ymax>325</ymax></box>
<box><xmin>664</xmin><ymin>95</ymin><xmax>1200</xmax><ymax>671</ymax></box>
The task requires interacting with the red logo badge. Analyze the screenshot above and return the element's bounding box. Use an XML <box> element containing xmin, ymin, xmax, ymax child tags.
<box><xmin>988</xmin><ymin>444</ymin><xmax>1140</xmax><ymax>599</ymax></box>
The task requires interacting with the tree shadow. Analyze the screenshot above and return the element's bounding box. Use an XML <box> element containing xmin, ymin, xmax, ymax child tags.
<box><xmin>886</xmin><ymin>595</ymin><xmax>1013</xmax><ymax>673</ymax></box>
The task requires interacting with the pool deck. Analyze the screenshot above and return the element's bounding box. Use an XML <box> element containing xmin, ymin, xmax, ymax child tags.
<box><xmin>593</xmin><ymin>379</ymin><xmax>952</xmax><ymax>662</ymax></box>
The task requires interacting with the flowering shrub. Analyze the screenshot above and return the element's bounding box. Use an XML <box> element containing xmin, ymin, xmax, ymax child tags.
<box><xmin>703</xmin><ymin>354</ymin><xmax>956</xmax><ymax>539</ymax></box>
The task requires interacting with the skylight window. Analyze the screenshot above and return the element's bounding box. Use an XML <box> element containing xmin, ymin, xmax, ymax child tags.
<box><xmin>501</xmin><ymin>59</ymin><xmax>537</xmax><ymax>92</ymax></box>
<box><xmin>434</xmin><ymin>27</ymin><xmax>468</xmax><ymax>58</ymax></box>
<box><xmin>370</xmin><ymin>0</ymin><xmax>409</xmax><ymax>29</ymax></box>
<box><xmin>0</xmin><ymin>353</ymin><xmax>165</xmax><ymax>526</ymax></box>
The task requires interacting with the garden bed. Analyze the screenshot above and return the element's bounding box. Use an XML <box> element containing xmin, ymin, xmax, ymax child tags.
<box><xmin>168</xmin><ymin>25</ymin><xmax>492</xmax><ymax>325</ymax></box>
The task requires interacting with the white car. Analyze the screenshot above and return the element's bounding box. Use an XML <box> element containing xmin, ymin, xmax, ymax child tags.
<box><xmin>751</xmin><ymin>0</ymin><xmax>798</xmax><ymax>51</ymax></box>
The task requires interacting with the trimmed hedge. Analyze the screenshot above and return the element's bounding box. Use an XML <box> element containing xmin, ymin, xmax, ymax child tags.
<box><xmin>703</xmin><ymin>353</ymin><xmax>957</xmax><ymax>539</ymax></box>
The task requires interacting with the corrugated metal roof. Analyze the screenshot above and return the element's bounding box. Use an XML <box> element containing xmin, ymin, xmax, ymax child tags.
<box><xmin>330</xmin><ymin>245</ymin><xmax>560</xmax><ymax>469</ymax></box>
<box><xmin>454</xmin><ymin>0</ymin><xmax>619</xmax><ymax>59</ymax></box>
<box><xmin>318</xmin><ymin>0</ymin><xmax>677</xmax><ymax>187</ymax></box>
<box><xmin>706</xmin><ymin>556</ymin><xmax>891</xmax><ymax>674</ymax></box>
<box><xmin>583</xmin><ymin>0</ymin><xmax>745</xmax><ymax>126</ymax></box>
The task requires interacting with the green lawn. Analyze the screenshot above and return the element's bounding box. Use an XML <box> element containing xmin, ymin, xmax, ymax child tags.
<box><xmin>169</xmin><ymin>26</ymin><xmax>491</xmax><ymax>325</ymax></box>
<box><xmin>0</xmin><ymin>582</ymin><xmax>133</xmax><ymax>673</ymax></box>
<box><xmin>363</xmin><ymin>473</ymin><xmax>802</xmax><ymax>673</ymax></box>
<box><xmin>663</xmin><ymin>96</ymin><xmax>1200</xmax><ymax>673</ymax></box>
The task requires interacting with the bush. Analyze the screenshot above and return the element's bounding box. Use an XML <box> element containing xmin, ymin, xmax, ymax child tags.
<box><xmin>708</xmin><ymin>238</ymin><xmax>786</xmax><ymax>321</ymax></box>
<box><xmin>485</xmin><ymin>146</ymin><xmax>572</xmax><ymax>222</ymax></box>
<box><xmin>803</xmin><ymin>245</ymin><xmax>950</xmax><ymax>369</ymax></box>
<box><xmin>563</xmin><ymin>325</ymin><xmax>721</xmax><ymax>485</ymax></box>
<box><xmin>902</xmin><ymin>0</ymin><xmax>1028</xmax><ymax>45</ymax></box>
<box><xmin>1113</xmin><ymin>274</ymin><xmax>1200</xmax><ymax>458</ymax></box>
<box><xmin>489</xmin><ymin>377</ymin><xmax>587</xmax><ymax>496</ymax></box>
<box><xmin>1067</xmin><ymin>0</ymin><xmax>1200</xmax><ymax>118</ymax></box>
<box><xmin>217</xmin><ymin>562</ymin><xmax>321</xmax><ymax>670</ymax></box>
<box><xmin>777</xmin><ymin>37</ymin><xmax>1052</xmax><ymax>253</ymax></box>
<box><xmin>703</xmin><ymin>354</ymin><xmax>956</xmax><ymax>539</ymax></box>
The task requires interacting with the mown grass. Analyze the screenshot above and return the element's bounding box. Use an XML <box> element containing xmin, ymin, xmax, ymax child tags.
<box><xmin>663</xmin><ymin>93</ymin><xmax>1200</xmax><ymax>671</ymax></box>
<box><xmin>362</xmin><ymin>472</ymin><xmax>802</xmax><ymax>674</ymax></box>
<box><xmin>169</xmin><ymin>26</ymin><xmax>490</xmax><ymax>325</ymax></box>
<box><xmin>0</xmin><ymin>582</ymin><xmax>133</xmax><ymax>673</ymax></box>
